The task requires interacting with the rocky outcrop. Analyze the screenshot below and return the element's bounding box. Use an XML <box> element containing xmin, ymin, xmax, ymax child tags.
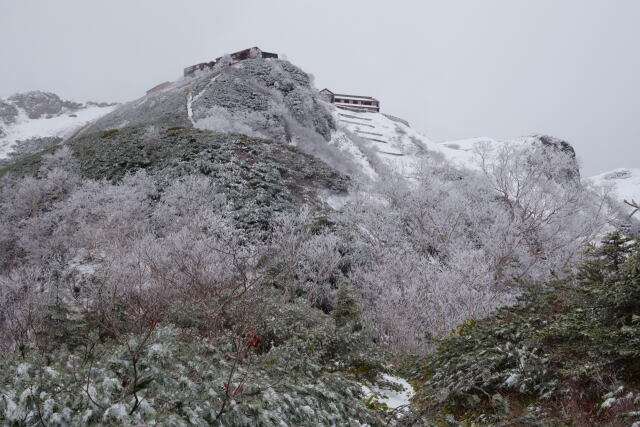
<box><xmin>527</xmin><ymin>134</ymin><xmax>580</xmax><ymax>182</ymax></box>
<box><xmin>189</xmin><ymin>59</ymin><xmax>335</xmax><ymax>142</ymax></box>
<box><xmin>534</xmin><ymin>134</ymin><xmax>576</xmax><ymax>158</ymax></box>
<box><xmin>0</xmin><ymin>101</ymin><xmax>19</xmax><ymax>125</ymax></box>
<box><xmin>8</xmin><ymin>91</ymin><xmax>82</xmax><ymax>119</ymax></box>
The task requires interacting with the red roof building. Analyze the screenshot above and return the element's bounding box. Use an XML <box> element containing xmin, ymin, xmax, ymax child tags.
<box><xmin>319</xmin><ymin>89</ymin><xmax>380</xmax><ymax>113</ymax></box>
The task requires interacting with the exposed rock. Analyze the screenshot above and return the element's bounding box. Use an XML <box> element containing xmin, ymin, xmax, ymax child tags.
<box><xmin>86</xmin><ymin>101</ymin><xmax>119</xmax><ymax>108</ymax></box>
<box><xmin>602</xmin><ymin>169</ymin><xmax>633</xmax><ymax>180</ymax></box>
<box><xmin>534</xmin><ymin>134</ymin><xmax>576</xmax><ymax>158</ymax></box>
<box><xmin>190</xmin><ymin>59</ymin><xmax>335</xmax><ymax>141</ymax></box>
<box><xmin>529</xmin><ymin>134</ymin><xmax>580</xmax><ymax>181</ymax></box>
<box><xmin>8</xmin><ymin>91</ymin><xmax>82</xmax><ymax>119</ymax></box>
<box><xmin>0</xmin><ymin>100</ymin><xmax>19</xmax><ymax>125</ymax></box>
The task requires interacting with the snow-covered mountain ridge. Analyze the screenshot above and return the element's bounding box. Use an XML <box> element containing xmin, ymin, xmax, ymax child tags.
<box><xmin>587</xmin><ymin>168</ymin><xmax>640</xmax><ymax>213</ymax></box>
<box><xmin>0</xmin><ymin>91</ymin><xmax>116</xmax><ymax>158</ymax></box>
<box><xmin>2</xmin><ymin>59</ymin><xmax>633</xmax><ymax>216</ymax></box>
<box><xmin>329</xmin><ymin>107</ymin><xmax>583</xmax><ymax>183</ymax></box>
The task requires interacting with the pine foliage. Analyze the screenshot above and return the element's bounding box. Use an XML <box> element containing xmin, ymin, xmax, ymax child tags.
<box><xmin>411</xmin><ymin>232</ymin><xmax>640</xmax><ymax>425</ymax></box>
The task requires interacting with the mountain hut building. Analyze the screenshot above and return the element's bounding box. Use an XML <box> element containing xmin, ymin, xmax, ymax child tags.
<box><xmin>183</xmin><ymin>46</ymin><xmax>278</xmax><ymax>77</ymax></box>
<box><xmin>319</xmin><ymin>89</ymin><xmax>380</xmax><ymax>113</ymax></box>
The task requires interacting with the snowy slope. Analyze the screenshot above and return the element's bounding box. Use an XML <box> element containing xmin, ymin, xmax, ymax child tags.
<box><xmin>329</xmin><ymin>107</ymin><xmax>462</xmax><ymax>180</ymax></box>
<box><xmin>587</xmin><ymin>168</ymin><xmax>640</xmax><ymax>213</ymax></box>
<box><xmin>439</xmin><ymin>134</ymin><xmax>580</xmax><ymax>173</ymax></box>
<box><xmin>0</xmin><ymin>99</ymin><xmax>116</xmax><ymax>159</ymax></box>
<box><xmin>327</xmin><ymin>106</ymin><xmax>574</xmax><ymax>182</ymax></box>
<box><xmin>328</xmin><ymin>106</ymin><xmax>579</xmax><ymax>183</ymax></box>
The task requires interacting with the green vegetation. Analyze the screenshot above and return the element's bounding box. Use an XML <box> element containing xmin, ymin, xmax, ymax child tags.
<box><xmin>332</xmin><ymin>284</ymin><xmax>360</xmax><ymax>327</ymax></box>
<box><xmin>0</xmin><ymin>124</ymin><xmax>349</xmax><ymax>232</ymax></box>
<box><xmin>0</xmin><ymin>145</ymin><xmax>57</xmax><ymax>178</ymax></box>
<box><xmin>71</xmin><ymin>125</ymin><xmax>348</xmax><ymax>231</ymax></box>
<box><xmin>410</xmin><ymin>231</ymin><xmax>640</xmax><ymax>426</ymax></box>
<box><xmin>100</xmin><ymin>128</ymin><xmax>120</xmax><ymax>138</ymax></box>
<box><xmin>0</xmin><ymin>291</ymin><xmax>393</xmax><ymax>426</ymax></box>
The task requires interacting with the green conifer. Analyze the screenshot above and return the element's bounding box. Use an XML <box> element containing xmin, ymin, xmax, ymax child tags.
<box><xmin>332</xmin><ymin>284</ymin><xmax>360</xmax><ymax>327</ymax></box>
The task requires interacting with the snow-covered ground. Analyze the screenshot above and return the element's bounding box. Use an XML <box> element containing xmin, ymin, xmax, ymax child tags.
<box><xmin>0</xmin><ymin>104</ymin><xmax>116</xmax><ymax>158</ymax></box>
<box><xmin>328</xmin><ymin>107</ymin><xmax>531</xmax><ymax>180</ymax></box>
<box><xmin>587</xmin><ymin>168</ymin><xmax>640</xmax><ymax>214</ymax></box>
<box><xmin>329</xmin><ymin>107</ymin><xmax>466</xmax><ymax>180</ymax></box>
<box><xmin>361</xmin><ymin>374</ymin><xmax>414</xmax><ymax>412</ymax></box>
<box><xmin>439</xmin><ymin>136</ymin><xmax>500</xmax><ymax>169</ymax></box>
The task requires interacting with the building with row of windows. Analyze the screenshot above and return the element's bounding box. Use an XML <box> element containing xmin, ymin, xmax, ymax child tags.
<box><xmin>319</xmin><ymin>89</ymin><xmax>380</xmax><ymax>112</ymax></box>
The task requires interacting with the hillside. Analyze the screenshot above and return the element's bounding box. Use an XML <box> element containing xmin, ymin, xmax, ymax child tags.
<box><xmin>0</xmin><ymin>55</ymin><xmax>636</xmax><ymax>425</ymax></box>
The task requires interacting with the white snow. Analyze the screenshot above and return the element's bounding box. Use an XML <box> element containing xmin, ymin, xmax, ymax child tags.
<box><xmin>505</xmin><ymin>373</ymin><xmax>520</xmax><ymax>387</ymax></box>
<box><xmin>188</xmin><ymin>74</ymin><xmax>221</xmax><ymax>126</ymax></box>
<box><xmin>329</xmin><ymin>106</ymin><xmax>507</xmax><ymax>181</ymax></box>
<box><xmin>361</xmin><ymin>374</ymin><xmax>414</xmax><ymax>411</ymax></box>
<box><xmin>16</xmin><ymin>363</ymin><xmax>30</xmax><ymax>376</ymax></box>
<box><xmin>330</xmin><ymin>107</ymin><xmax>449</xmax><ymax>180</ymax></box>
<box><xmin>438</xmin><ymin>136</ymin><xmax>501</xmax><ymax>170</ymax></box>
<box><xmin>587</xmin><ymin>168</ymin><xmax>640</xmax><ymax>213</ymax></box>
<box><xmin>187</xmin><ymin>92</ymin><xmax>195</xmax><ymax>125</ymax></box>
<box><xmin>321</xmin><ymin>191</ymin><xmax>352</xmax><ymax>210</ymax></box>
<box><xmin>103</xmin><ymin>403</ymin><xmax>129</xmax><ymax>422</ymax></box>
<box><xmin>0</xmin><ymin>104</ymin><xmax>116</xmax><ymax>158</ymax></box>
<box><xmin>328</xmin><ymin>129</ymin><xmax>379</xmax><ymax>180</ymax></box>
<box><xmin>601</xmin><ymin>397</ymin><xmax>617</xmax><ymax>409</ymax></box>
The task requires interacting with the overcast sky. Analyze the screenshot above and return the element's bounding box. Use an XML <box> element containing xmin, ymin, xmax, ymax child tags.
<box><xmin>1</xmin><ymin>0</ymin><xmax>638</xmax><ymax>176</ymax></box>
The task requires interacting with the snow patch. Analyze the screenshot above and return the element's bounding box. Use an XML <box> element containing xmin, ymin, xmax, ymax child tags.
<box><xmin>361</xmin><ymin>374</ymin><xmax>414</xmax><ymax>411</ymax></box>
<box><xmin>331</xmin><ymin>108</ymin><xmax>441</xmax><ymax>180</ymax></box>
<box><xmin>0</xmin><ymin>104</ymin><xmax>116</xmax><ymax>158</ymax></box>
<box><xmin>587</xmin><ymin>168</ymin><xmax>640</xmax><ymax>214</ymax></box>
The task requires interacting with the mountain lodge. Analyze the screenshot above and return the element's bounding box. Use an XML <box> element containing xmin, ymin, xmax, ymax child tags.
<box><xmin>319</xmin><ymin>89</ymin><xmax>380</xmax><ymax>113</ymax></box>
<box><xmin>183</xmin><ymin>46</ymin><xmax>278</xmax><ymax>77</ymax></box>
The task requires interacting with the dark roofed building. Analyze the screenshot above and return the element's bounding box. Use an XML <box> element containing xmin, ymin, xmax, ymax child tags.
<box><xmin>320</xmin><ymin>89</ymin><xmax>380</xmax><ymax>113</ymax></box>
<box><xmin>184</xmin><ymin>47</ymin><xmax>278</xmax><ymax>77</ymax></box>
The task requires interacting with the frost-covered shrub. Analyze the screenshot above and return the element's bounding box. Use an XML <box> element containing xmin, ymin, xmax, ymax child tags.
<box><xmin>2</xmin><ymin>136</ymin><xmax>63</xmax><ymax>163</ymax></box>
<box><xmin>266</xmin><ymin>209</ymin><xmax>347</xmax><ymax>311</ymax></box>
<box><xmin>338</xmin><ymin>144</ymin><xmax>606</xmax><ymax>352</ymax></box>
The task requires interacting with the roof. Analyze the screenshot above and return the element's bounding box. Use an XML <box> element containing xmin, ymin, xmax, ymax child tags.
<box><xmin>319</xmin><ymin>88</ymin><xmax>379</xmax><ymax>102</ymax></box>
<box><xmin>334</xmin><ymin>94</ymin><xmax>379</xmax><ymax>101</ymax></box>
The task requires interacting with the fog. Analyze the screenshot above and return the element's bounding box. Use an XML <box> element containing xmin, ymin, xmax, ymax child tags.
<box><xmin>1</xmin><ymin>0</ymin><xmax>638</xmax><ymax>175</ymax></box>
